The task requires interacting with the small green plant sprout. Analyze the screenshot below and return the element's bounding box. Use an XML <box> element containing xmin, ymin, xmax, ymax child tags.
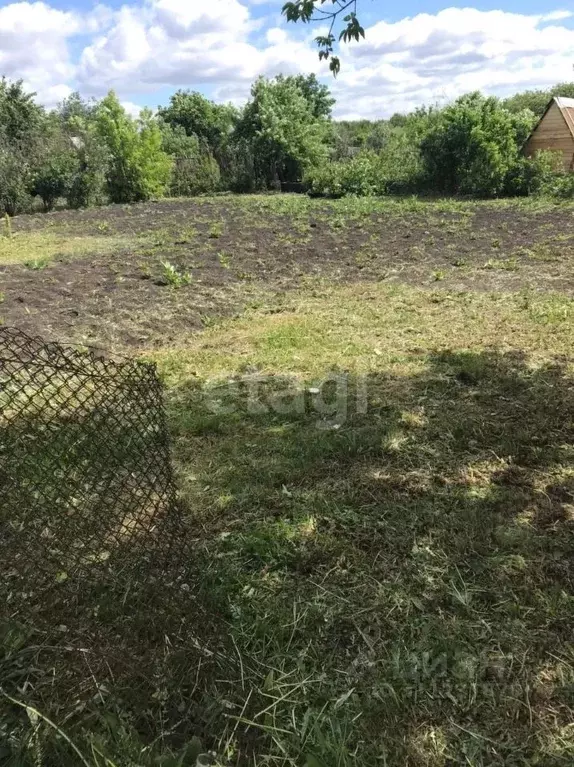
<box><xmin>483</xmin><ymin>258</ymin><xmax>518</xmax><ymax>272</ymax></box>
<box><xmin>97</xmin><ymin>221</ymin><xmax>110</xmax><ymax>233</ymax></box>
<box><xmin>160</xmin><ymin>260</ymin><xmax>192</xmax><ymax>287</ymax></box>
<box><xmin>217</xmin><ymin>250</ymin><xmax>232</xmax><ymax>268</ymax></box>
<box><xmin>208</xmin><ymin>222</ymin><xmax>223</xmax><ymax>238</ymax></box>
<box><xmin>432</xmin><ymin>269</ymin><xmax>446</xmax><ymax>281</ymax></box>
<box><xmin>23</xmin><ymin>258</ymin><xmax>50</xmax><ymax>271</ymax></box>
<box><xmin>3</xmin><ymin>213</ymin><xmax>12</xmax><ymax>239</ymax></box>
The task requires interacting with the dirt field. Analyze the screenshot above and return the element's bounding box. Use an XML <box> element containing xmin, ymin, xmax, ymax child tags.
<box><xmin>2</xmin><ymin>194</ymin><xmax>574</xmax><ymax>348</ymax></box>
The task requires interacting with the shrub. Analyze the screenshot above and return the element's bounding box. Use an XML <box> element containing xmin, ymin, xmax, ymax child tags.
<box><xmin>540</xmin><ymin>172</ymin><xmax>574</xmax><ymax>199</ymax></box>
<box><xmin>306</xmin><ymin>152</ymin><xmax>388</xmax><ymax>197</ymax></box>
<box><xmin>96</xmin><ymin>93</ymin><xmax>172</xmax><ymax>204</ymax></box>
<box><xmin>32</xmin><ymin>149</ymin><xmax>78</xmax><ymax>211</ymax></box>
<box><xmin>170</xmin><ymin>153</ymin><xmax>220</xmax><ymax>196</ymax></box>
<box><xmin>420</xmin><ymin>93</ymin><xmax>535</xmax><ymax>198</ymax></box>
<box><xmin>0</xmin><ymin>142</ymin><xmax>34</xmax><ymax>215</ymax></box>
<box><xmin>221</xmin><ymin>139</ymin><xmax>259</xmax><ymax>193</ymax></box>
<box><xmin>305</xmin><ymin>162</ymin><xmax>344</xmax><ymax>197</ymax></box>
<box><xmin>504</xmin><ymin>150</ymin><xmax>563</xmax><ymax>197</ymax></box>
<box><xmin>161</xmin><ymin>124</ymin><xmax>220</xmax><ymax>196</ymax></box>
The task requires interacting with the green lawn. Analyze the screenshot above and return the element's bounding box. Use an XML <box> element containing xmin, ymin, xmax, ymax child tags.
<box><xmin>147</xmin><ymin>283</ymin><xmax>574</xmax><ymax>765</ymax></box>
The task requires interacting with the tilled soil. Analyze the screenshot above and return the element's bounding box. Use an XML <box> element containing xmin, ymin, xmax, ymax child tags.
<box><xmin>1</xmin><ymin>197</ymin><xmax>574</xmax><ymax>349</ymax></box>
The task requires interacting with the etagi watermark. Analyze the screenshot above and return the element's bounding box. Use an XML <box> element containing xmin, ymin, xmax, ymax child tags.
<box><xmin>201</xmin><ymin>371</ymin><xmax>368</xmax><ymax>429</ymax></box>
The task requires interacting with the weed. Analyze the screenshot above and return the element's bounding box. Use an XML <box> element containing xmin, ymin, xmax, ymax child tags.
<box><xmin>24</xmin><ymin>257</ymin><xmax>50</xmax><ymax>270</ymax></box>
<box><xmin>483</xmin><ymin>258</ymin><xmax>519</xmax><ymax>271</ymax></box>
<box><xmin>209</xmin><ymin>222</ymin><xmax>223</xmax><ymax>238</ymax></box>
<box><xmin>3</xmin><ymin>213</ymin><xmax>12</xmax><ymax>239</ymax></box>
<box><xmin>160</xmin><ymin>260</ymin><xmax>192</xmax><ymax>287</ymax></box>
<box><xmin>218</xmin><ymin>250</ymin><xmax>232</xmax><ymax>269</ymax></box>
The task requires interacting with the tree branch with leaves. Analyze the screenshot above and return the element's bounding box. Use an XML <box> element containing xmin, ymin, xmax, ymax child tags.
<box><xmin>282</xmin><ymin>0</ymin><xmax>365</xmax><ymax>75</ymax></box>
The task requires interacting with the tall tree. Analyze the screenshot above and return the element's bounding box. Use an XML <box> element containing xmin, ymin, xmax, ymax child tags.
<box><xmin>236</xmin><ymin>76</ymin><xmax>330</xmax><ymax>186</ymax></box>
<box><xmin>502</xmin><ymin>83</ymin><xmax>574</xmax><ymax>117</ymax></box>
<box><xmin>0</xmin><ymin>78</ymin><xmax>43</xmax><ymax>142</ymax></box>
<box><xmin>157</xmin><ymin>91</ymin><xmax>236</xmax><ymax>156</ymax></box>
<box><xmin>95</xmin><ymin>91</ymin><xmax>171</xmax><ymax>203</ymax></box>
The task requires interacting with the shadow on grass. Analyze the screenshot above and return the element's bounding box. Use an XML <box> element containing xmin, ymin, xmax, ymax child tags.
<box><xmin>2</xmin><ymin>349</ymin><xmax>574</xmax><ymax>765</ymax></box>
<box><xmin>163</xmin><ymin>348</ymin><xmax>574</xmax><ymax>764</ymax></box>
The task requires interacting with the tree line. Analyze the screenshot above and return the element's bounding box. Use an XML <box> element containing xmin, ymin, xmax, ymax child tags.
<box><xmin>1</xmin><ymin>75</ymin><xmax>573</xmax><ymax>216</ymax></box>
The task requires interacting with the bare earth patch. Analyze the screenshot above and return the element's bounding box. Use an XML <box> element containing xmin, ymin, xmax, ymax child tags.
<box><xmin>1</xmin><ymin>195</ymin><xmax>574</xmax><ymax>349</ymax></box>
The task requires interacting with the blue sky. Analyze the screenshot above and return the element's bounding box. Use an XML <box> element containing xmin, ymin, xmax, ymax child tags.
<box><xmin>0</xmin><ymin>0</ymin><xmax>573</xmax><ymax>118</ymax></box>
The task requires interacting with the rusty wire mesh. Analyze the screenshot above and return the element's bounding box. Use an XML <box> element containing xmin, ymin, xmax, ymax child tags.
<box><xmin>0</xmin><ymin>326</ymin><xmax>183</xmax><ymax>599</ymax></box>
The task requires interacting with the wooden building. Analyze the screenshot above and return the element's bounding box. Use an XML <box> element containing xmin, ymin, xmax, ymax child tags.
<box><xmin>523</xmin><ymin>97</ymin><xmax>574</xmax><ymax>172</ymax></box>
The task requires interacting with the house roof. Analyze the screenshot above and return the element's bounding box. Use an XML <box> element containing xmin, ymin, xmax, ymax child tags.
<box><xmin>554</xmin><ymin>97</ymin><xmax>574</xmax><ymax>137</ymax></box>
<box><xmin>525</xmin><ymin>96</ymin><xmax>574</xmax><ymax>146</ymax></box>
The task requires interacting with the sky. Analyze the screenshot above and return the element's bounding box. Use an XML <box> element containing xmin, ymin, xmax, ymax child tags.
<box><xmin>0</xmin><ymin>0</ymin><xmax>573</xmax><ymax>119</ymax></box>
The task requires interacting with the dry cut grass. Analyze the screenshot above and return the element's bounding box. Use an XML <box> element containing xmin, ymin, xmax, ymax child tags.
<box><xmin>2</xmin><ymin>203</ymin><xmax>574</xmax><ymax>766</ymax></box>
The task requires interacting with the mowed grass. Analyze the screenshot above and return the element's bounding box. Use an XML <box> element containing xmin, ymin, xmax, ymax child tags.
<box><xmin>2</xmin><ymin>194</ymin><xmax>574</xmax><ymax>766</ymax></box>
<box><xmin>143</xmin><ymin>283</ymin><xmax>574</xmax><ymax>765</ymax></box>
<box><xmin>0</xmin><ymin>229</ymin><xmax>130</xmax><ymax>266</ymax></box>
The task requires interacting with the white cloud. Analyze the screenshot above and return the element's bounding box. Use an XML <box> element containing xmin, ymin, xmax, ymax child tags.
<box><xmin>74</xmin><ymin>0</ymin><xmax>326</xmax><ymax>101</ymax></box>
<box><xmin>121</xmin><ymin>99</ymin><xmax>143</xmax><ymax>117</ymax></box>
<box><xmin>332</xmin><ymin>8</ymin><xmax>574</xmax><ymax>119</ymax></box>
<box><xmin>0</xmin><ymin>2</ymin><xmax>573</xmax><ymax>117</ymax></box>
<box><xmin>0</xmin><ymin>1</ymin><xmax>80</xmax><ymax>105</ymax></box>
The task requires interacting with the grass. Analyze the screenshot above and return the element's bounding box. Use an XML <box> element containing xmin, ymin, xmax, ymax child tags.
<box><xmin>28</xmin><ymin>282</ymin><xmax>568</xmax><ymax>766</ymax></box>
<box><xmin>155</xmin><ymin>284</ymin><xmax>574</xmax><ymax>764</ymax></box>
<box><xmin>2</xmin><ymin>196</ymin><xmax>574</xmax><ymax>765</ymax></box>
<box><xmin>0</xmin><ymin>230</ymin><xmax>130</xmax><ymax>266</ymax></box>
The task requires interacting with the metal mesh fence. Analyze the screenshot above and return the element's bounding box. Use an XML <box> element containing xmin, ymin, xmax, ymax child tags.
<box><xmin>0</xmin><ymin>326</ymin><xmax>182</xmax><ymax>596</ymax></box>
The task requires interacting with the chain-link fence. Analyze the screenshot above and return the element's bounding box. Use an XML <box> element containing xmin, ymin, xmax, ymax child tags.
<box><xmin>0</xmin><ymin>326</ymin><xmax>183</xmax><ymax>599</ymax></box>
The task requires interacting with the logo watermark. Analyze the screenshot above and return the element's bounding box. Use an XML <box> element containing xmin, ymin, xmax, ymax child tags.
<box><xmin>202</xmin><ymin>371</ymin><xmax>369</xmax><ymax>428</ymax></box>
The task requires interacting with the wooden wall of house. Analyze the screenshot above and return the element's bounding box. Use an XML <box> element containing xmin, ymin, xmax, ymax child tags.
<box><xmin>524</xmin><ymin>103</ymin><xmax>574</xmax><ymax>171</ymax></box>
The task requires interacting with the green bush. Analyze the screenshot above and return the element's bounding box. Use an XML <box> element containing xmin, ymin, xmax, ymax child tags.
<box><xmin>540</xmin><ymin>172</ymin><xmax>574</xmax><ymax>199</ymax></box>
<box><xmin>32</xmin><ymin>150</ymin><xmax>78</xmax><ymax>211</ymax></box>
<box><xmin>305</xmin><ymin>162</ymin><xmax>344</xmax><ymax>197</ymax></box>
<box><xmin>0</xmin><ymin>142</ymin><xmax>34</xmax><ymax>215</ymax></box>
<box><xmin>306</xmin><ymin>152</ymin><xmax>388</xmax><ymax>197</ymax></box>
<box><xmin>222</xmin><ymin>139</ymin><xmax>259</xmax><ymax>193</ymax></box>
<box><xmin>504</xmin><ymin>150</ymin><xmax>563</xmax><ymax>197</ymax></box>
<box><xmin>96</xmin><ymin>93</ymin><xmax>172</xmax><ymax>204</ymax></box>
<box><xmin>161</xmin><ymin>124</ymin><xmax>221</xmax><ymax>196</ymax></box>
<box><xmin>170</xmin><ymin>152</ymin><xmax>220</xmax><ymax>196</ymax></box>
<box><xmin>420</xmin><ymin>93</ymin><xmax>536</xmax><ymax>198</ymax></box>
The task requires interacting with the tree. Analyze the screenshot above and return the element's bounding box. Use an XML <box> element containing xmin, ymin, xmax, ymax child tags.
<box><xmin>0</xmin><ymin>78</ymin><xmax>43</xmax><ymax>143</ymax></box>
<box><xmin>32</xmin><ymin>120</ymin><xmax>79</xmax><ymax>211</ymax></box>
<box><xmin>95</xmin><ymin>92</ymin><xmax>172</xmax><ymax>203</ymax></box>
<box><xmin>420</xmin><ymin>93</ymin><xmax>535</xmax><ymax>198</ymax></box>
<box><xmin>0</xmin><ymin>78</ymin><xmax>44</xmax><ymax>214</ymax></box>
<box><xmin>282</xmin><ymin>0</ymin><xmax>365</xmax><ymax>74</ymax></box>
<box><xmin>503</xmin><ymin>83</ymin><xmax>574</xmax><ymax>117</ymax></box>
<box><xmin>236</xmin><ymin>76</ymin><xmax>330</xmax><ymax>187</ymax></box>
<box><xmin>56</xmin><ymin>91</ymin><xmax>97</xmax><ymax>126</ymax></box>
<box><xmin>158</xmin><ymin>91</ymin><xmax>236</xmax><ymax>156</ymax></box>
<box><xmin>288</xmin><ymin>74</ymin><xmax>335</xmax><ymax>119</ymax></box>
<box><xmin>160</xmin><ymin>123</ymin><xmax>220</xmax><ymax>196</ymax></box>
